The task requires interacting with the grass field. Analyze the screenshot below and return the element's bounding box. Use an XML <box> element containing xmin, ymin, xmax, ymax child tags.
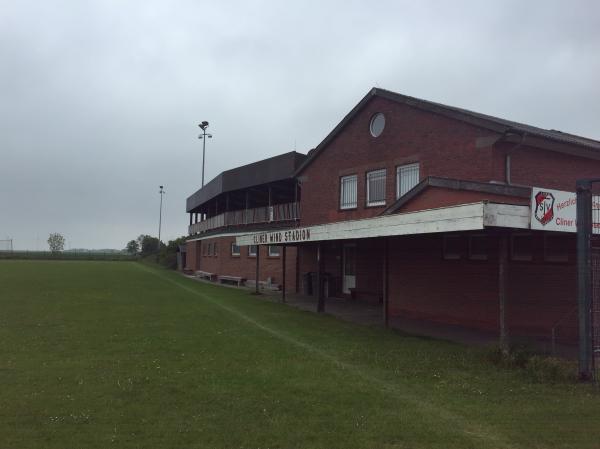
<box><xmin>0</xmin><ymin>260</ymin><xmax>598</xmax><ymax>449</ymax></box>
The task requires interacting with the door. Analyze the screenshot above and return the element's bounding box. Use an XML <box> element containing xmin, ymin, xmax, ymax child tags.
<box><xmin>342</xmin><ymin>244</ymin><xmax>356</xmax><ymax>294</ymax></box>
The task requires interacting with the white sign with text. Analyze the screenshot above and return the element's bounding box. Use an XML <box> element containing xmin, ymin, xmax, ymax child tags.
<box><xmin>530</xmin><ymin>187</ymin><xmax>577</xmax><ymax>232</ymax></box>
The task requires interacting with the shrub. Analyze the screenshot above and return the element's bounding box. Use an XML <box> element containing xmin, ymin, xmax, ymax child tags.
<box><xmin>485</xmin><ymin>344</ymin><xmax>576</xmax><ymax>383</ymax></box>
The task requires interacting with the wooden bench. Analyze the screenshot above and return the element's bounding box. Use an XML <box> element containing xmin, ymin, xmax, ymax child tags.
<box><xmin>245</xmin><ymin>280</ymin><xmax>281</xmax><ymax>291</ymax></box>
<box><xmin>218</xmin><ymin>275</ymin><xmax>245</xmax><ymax>287</ymax></box>
<box><xmin>349</xmin><ymin>288</ymin><xmax>383</xmax><ymax>303</ymax></box>
<box><xmin>195</xmin><ymin>270</ymin><xmax>216</xmax><ymax>281</ymax></box>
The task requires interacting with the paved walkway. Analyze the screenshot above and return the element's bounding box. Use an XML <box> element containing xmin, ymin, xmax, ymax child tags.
<box><xmin>185</xmin><ymin>274</ymin><xmax>576</xmax><ymax>358</ymax></box>
<box><xmin>266</xmin><ymin>291</ymin><xmax>577</xmax><ymax>358</ymax></box>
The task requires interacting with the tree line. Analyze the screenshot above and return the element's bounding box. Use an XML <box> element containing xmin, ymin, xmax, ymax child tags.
<box><xmin>125</xmin><ymin>234</ymin><xmax>186</xmax><ymax>268</ymax></box>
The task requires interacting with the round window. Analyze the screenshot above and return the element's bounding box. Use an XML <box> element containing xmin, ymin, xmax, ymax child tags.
<box><xmin>369</xmin><ymin>113</ymin><xmax>385</xmax><ymax>137</ymax></box>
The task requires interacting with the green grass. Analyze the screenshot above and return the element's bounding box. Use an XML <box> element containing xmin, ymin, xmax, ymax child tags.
<box><xmin>0</xmin><ymin>260</ymin><xmax>598</xmax><ymax>449</ymax></box>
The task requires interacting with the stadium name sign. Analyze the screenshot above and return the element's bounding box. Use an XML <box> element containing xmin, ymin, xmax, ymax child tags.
<box><xmin>251</xmin><ymin>228</ymin><xmax>313</xmax><ymax>245</ymax></box>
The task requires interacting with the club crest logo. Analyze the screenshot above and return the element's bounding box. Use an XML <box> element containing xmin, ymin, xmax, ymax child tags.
<box><xmin>534</xmin><ymin>191</ymin><xmax>555</xmax><ymax>225</ymax></box>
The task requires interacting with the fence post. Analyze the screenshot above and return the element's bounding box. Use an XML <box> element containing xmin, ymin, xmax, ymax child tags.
<box><xmin>576</xmin><ymin>179</ymin><xmax>593</xmax><ymax>380</ymax></box>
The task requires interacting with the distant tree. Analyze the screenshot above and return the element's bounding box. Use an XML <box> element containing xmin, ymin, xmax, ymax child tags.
<box><xmin>47</xmin><ymin>233</ymin><xmax>65</xmax><ymax>253</ymax></box>
<box><xmin>137</xmin><ymin>234</ymin><xmax>160</xmax><ymax>256</ymax></box>
<box><xmin>125</xmin><ymin>239</ymin><xmax>139</xmax><ymax>255</ymax></box>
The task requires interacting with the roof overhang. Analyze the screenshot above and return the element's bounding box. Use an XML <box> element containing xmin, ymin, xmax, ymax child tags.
<box><xmin>235</xmin><ymin>202</ymin><xmax>530</xmax><ymax>246</ymax></box>
<box><xmin>186</xmin><ymin>151</ymin><xmax>306</xmax><ymax>213</ymax></box>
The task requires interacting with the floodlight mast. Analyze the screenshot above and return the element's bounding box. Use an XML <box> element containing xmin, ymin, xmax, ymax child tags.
<box><xmin>198</xmin><ymin>121</ymin><xmax>213</xmax><ymax>187</ymax></box>
<box><xmin>157</xmin><ymin>185</ymin><xmax>165</xmax><ymax>262</ymax></box>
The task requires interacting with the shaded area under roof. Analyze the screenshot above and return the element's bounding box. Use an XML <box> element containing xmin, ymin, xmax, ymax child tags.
<box><xmin>186</xmin><ymin>151</ymin><xmax>307</xmax><ymax>213</ymax></box>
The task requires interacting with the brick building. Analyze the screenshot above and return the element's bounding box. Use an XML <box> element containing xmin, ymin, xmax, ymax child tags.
<box><xmin>187</xmin><ymin>88</ymin><xmax>600</xmax><ymax>347</ymax></box>
<box><xmin>185</xmin><ymin>151</ymin><xmax>305</xmax><ymax>290</ymax></box>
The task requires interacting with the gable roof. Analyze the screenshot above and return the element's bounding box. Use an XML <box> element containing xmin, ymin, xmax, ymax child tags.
<box><xmin>382</xmin><ymin>176</ymin><xmax>531</xmax><ymax>216</ymax></box>
<box><xmin>296</xmin><ymin>88</ymin><xmax>600</xmax><ymax>175</ymax></box>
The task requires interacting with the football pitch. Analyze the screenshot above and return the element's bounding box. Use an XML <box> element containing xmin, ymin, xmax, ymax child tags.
<box><xmin>0</xmin><ymin>260</ymin><xmax>598</xmax><ymax>449</ymax></box>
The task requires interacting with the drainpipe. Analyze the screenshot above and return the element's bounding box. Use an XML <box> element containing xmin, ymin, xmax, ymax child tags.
<box><xmin>500</xmin><ymin>130</ymin><xmax>527</xmax><ymax>185</ymax></box>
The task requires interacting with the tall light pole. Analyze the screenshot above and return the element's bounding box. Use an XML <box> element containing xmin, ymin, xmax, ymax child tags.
<box><xmin>198</xmin><ymin>121</ymin><xmax>213</xmax><ymax>187</ymax></box>
<box><xmin>158</xmin><ymin>185</ymin><xmax>165</xmax><ymax>261</ymax></box>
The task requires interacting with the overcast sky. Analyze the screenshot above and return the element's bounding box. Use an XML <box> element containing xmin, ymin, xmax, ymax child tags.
<box><xmin>1</xmin><ymin>0</ymin><xmax>599</xmax><ymax>250</ymax></box>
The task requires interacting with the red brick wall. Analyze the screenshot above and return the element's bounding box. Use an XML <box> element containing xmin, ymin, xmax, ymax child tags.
<box><xmin>299</xmin><ymin>95</ymin><xmax>600</xmax><ymax>227</ymax></box>
<box><xmin>188</xmin><ymin>235</ymin><xmax>297</xmax><ymax>289</ymax></box>
<box><xmin>386</xmin><ymin>232</ymin><xmax>578</xmax><ymax>342</ymax></box>
<box><xmin>500</xmin><ymin>142</ymin><xmax>600</xmax><ymax>191</ymax></box>
<box><xmin>506</xmin><ymin>232</ymin><xmax>578</xmax><ymax>341</ymax></box>
<box><xmin>398</xmin><ymin>187</ymin><xmax>529</xmax><ymax>213</ymax></box>
<box><xmin>299</xmin><ymin>96</ymin><xmax>495</xmax><ymax>226</ymax></box>
<box><xmin>387</xmin><ymin>234</ymin><xmax>501</xmax><ymax>330</ymax></box>
<box><xmin>185</xmin><ymin>240</ymin><xmax>200</xmax><ymax>271</ymax></box>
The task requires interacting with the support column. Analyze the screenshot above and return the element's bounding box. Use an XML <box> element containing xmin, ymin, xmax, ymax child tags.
<box><xmin>254</xmin><ymin>245</ymin><xmax>261</xmax><ymax>295</ymax></box>
<box><xmin>245</xmin><ymin>191</ymin><xmax>250</xmax><ymax>224</ymax></box>
<box><xmin>189</xmin><ymin>213</ymin><xmax>193</xmax><ymax>226</ymax></box>
<box><xmin>282</xmin><ymin>245</ymin><xmax>287</xmax><ymax>303</ymax></box>
<box><xmin>576</xmin><ymin>180</ymin><xmax>593</xmax><ymax>380</ymax></box>
<box><xmin>383</xmin><ymin>238</ymin><xmax>389</xmax><ymax>328</ymax></box>
<box><xmin>317</xmin><ymin>243</ymin><xmax>324</xmax><ymax>313</ymax></box>
<box><xmin>498</xmin><ymin>233</ymin><xmax>509</xmax><ymax>353</ymax></box>
<box><xmin>268</xmin><ymin>186</ymin><xmax>272</xmax><ymax>222</ymax></box>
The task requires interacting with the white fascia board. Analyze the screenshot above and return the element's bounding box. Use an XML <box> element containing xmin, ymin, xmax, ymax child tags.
<box><xmin>187</xmin><ymin>230</ymin><xmax>252</xmax><ymax>243</ymax></box>
<box><xmin>482</xmin><ymin>203</ymin><xmax>530</xmax><ymax>229</ymax></box>
<box><xmin>236</xmin><ymin>202</ymin><xmax>487</xmax><ymax>246</ymax></box>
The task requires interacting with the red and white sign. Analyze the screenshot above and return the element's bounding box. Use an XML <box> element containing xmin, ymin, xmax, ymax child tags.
<box><xmin>530</xmin><ymin>187</ymin><xmax>576</xmax><ymax>232</ymax></box>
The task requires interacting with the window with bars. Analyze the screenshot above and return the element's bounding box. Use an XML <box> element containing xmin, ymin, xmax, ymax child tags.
<box><xmin>396</xmin><ymin>163</ymin><xmax>420</xmax><ymax>198</ymax></box>
<box><xmin>366</xmin><ymin>169</ymin><xmax>386</xmax><ymax>206</ymax></box>
<box><xmin>340</xmin><ymin>175</ymin><xmax>358</xmax><ymax>209</ymax></box>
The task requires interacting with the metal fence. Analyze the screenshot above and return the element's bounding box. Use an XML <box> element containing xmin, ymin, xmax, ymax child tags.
<box><xmin>576</xmin><ymin>179</ymin><xmax>600</xmax><ymax>381</ymax></box>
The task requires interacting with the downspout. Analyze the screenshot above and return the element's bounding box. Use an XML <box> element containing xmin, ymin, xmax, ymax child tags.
<box><xmin>502</xmin><ymin>130</ymin><xmax>527</xmax><ymax>185</ymax></box>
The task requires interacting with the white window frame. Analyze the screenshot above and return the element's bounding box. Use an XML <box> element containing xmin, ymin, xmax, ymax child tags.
<box><xmin>231</xmin><ymin>242</ymin><xmax>240</xmax><ymax>256</ymax></box>
<box><xmin>396</xmin><ymin>163</ymin><xmax>420</xmax><ymax>199</ymax></box>
<box><xmin>268</xmin><ymin>246</ymin><xmax>281</xmax><ymax>257</ymax></box>
<box><xmin>248</xmin><ymin>245</ymin><xmax>257</xmax><ymax>257</ymax></box>
<box><xmin>366</xmin><ymin>169</ymin><xmax>387</xmax><ymax>207</ymax></box>
<box><xmin>340</xmin><ymin>174</ymin><xmax>358</xmax><ymax>210</ymax></box>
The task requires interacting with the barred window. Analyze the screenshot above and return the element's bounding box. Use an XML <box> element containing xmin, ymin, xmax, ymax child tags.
<box><xmin>396</xmin><ymin>163</ymin><xmax>420</xmax><ymax>198</ymax></box>
<box><xmin>366</xmin><ymin>169</ymin><xmax>386</xmax><ymax>206</ymax></box>
<box><xmin>231</xmin><ymin>242</ymin><xmax>240</xmax><ymax>256</ymax></box>
<box><xmin>340</xmin><ymin>175</ymin><xmax>357</xmax><ymax>209</ymax></box>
